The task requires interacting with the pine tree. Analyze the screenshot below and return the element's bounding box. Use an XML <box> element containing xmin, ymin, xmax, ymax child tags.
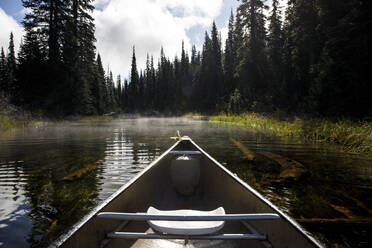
<box><xmin>267</xmin><ymin>0</ymin><xmax>284</xmax><ymax>105</ymax></box>
<box><xmin>210</xmin><ymin>21</ymin><xmax>223</xmax><ymax>106</ymax></box>
<box><xmin>138</xmin><ymin>70</ymin><xmax>144</xmax><ymax>110</ymax></box>
<box><xmin>224</xmin><ymin>10</ymin><xmax>236</xmax><ymax>96</ymax></box>
<box><xmin>116</xmin><ymin>75</ymin><xmax>122</xmax><ymax>107</ymax></box>
<box><xmin>235</xmin><ymin>0</ymin><xmax>268</xmax><ymax>104</ymax></box>
<box><xmin>92</xmin><ymin>54</ymin><xmax>106</xmax><ymax>114</ymax></box>
<box><xmin>64</xmin><ymin>0</ymin><xmax>97</xmax><ymax>115</ymax></box>
<box><xmin>6</xmin><ymin>33</ymin><xmax>17</xmax><ymax>96</ymax></box>
<box><xmin>285</xmin><ymin>0</ymin><xmax>320</xmax><ymax>112</ymax></box>
<box><xmin>123</xmin><ymin>79</ymin><xmax>129</xmax><ymax>110</ymax></box>
<box><xmin>16</xmin><ymin>29</ymin><xmax>46</xmax><ymax>108</ymax></box>
<box><xmin>129</xmin><ymin>46</ymin><xmax>139</xmax><ymax>110</ymax></box>
<box><xmin>309</xmin><ymin>0</ymin><xmax>372</xmax><ymax>117</ymax></box>
<box><xmin>22</xmin><ymin>0</ymin><xmax>69</xmax><ymax>63</ymax></box>
<box><xmin>0</xmin><ymin>48</ymin><xmax>7</xmax><ymax>96</ymax></box>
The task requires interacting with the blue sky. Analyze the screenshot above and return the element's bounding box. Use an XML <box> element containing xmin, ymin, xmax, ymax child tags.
<box><xmin>0</xmin><ymin>0</ymin><xmax>243</xmax><ymax>77</ymax></box>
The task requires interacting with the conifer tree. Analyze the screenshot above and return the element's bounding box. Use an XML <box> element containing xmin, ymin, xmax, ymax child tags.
<box><xmin>92</xmin><ymin>54</ymin><xmax>106</xmax><ymax>114</ymax></box>
<box><xmin>23</xmin><ymin>0</ymin><xmax>68</xmax><ymax>62</ymax></box>
<box><xmin>16</xmin><ymin>29</ymin><xmax>45</xmax><ymax>108</ymax></box>
<box><xmin>235</xmin><ymin>0</ymin><xmax>268</xmax><ymax>104</ymax></box>
<box><xmin>0</xmin><ymin>48</ymin><xmax>7</xmax><ymax>96</ymax></box>
<box><xmin>224</xmin><ymin>10</ymin><xmax>236</xmax><ymax>96</ymax></box>
<box><xmin>267</xmin><ymin>0</ymin><xmax>284</xmax><ymax>104</ymax></box>
<box><xmin>285</xmin><ymin>0</ymin><xmax>320</xmax><ymax>111</ymax></box>
<box><xmin>6</xmin><ymin>33</ymin><xmax>17</xmax><ymax>96</ymax></box>
<box><xmin>129</xmin><ymin>47</ymin><xmax>139</xmax><ymax>110</ymax></box>
<box><xmin>116</xmin><ymin>75</ymin><xmax>122</xmax><ymax>106</ymax></box>
<box><xmin>123</xmin><ymin>79</ymin><xmax>129</xmax><ymax>110</ymax></box>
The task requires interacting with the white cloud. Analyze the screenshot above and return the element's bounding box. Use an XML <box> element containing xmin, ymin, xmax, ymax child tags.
<box><xmin>0</xmin><ymin>8</ymin><xmax>24</xmax><ymax>54</ymax></box>
<box><xmin>93</xmin><ymin>0</ymin><xmax>223</xmax><ymax>79</ymax></box>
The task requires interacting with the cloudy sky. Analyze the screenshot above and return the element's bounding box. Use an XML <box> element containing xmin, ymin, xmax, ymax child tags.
<box><xmin>0</xmin><ymin>0</ymin><xmax>255</xmax><ymax>79</ymax></box>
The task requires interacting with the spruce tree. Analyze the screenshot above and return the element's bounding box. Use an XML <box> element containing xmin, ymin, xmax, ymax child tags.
<box><xmin>116</xmin><ymin>75</ymin><xmax>122</xmax><ymax>107</ymax></box>
<box><xmin>16</xmin><ymin>29</ymin><xmax>45</xmax><ymax>108</ymax></box>
<box><xmin>22</xmin><ymin>0</ymin><xmax>68</xmax><ymax>63</ymax></box>
<box><xmin>63</xmin><ymin>0</ymin><xmax>97</xmax><ymax>115</ymax></box>
<box><xmin>6</xmin><ymin>33</ymin><xmax>17</xmax><ymax>96</ymax></box>
<box><xmin>235</xmin><ymin>0</ymin><xmax>268</xmax><ymax>105</ymax></box>
<box><xmin>224</xmin><ymin>10</ymin><xmax>236</xmax><ymax>96</ymax></box>
<box><xmin>285</xmin><ymin>0</ymin><xmax>320</xmax><ymax>112</ymax></box>
<box><xmin>309</xmin><ymin>0</ymin><xmax>372</xmax><ymax>117</ymax></box>
<box><xmin>0</xmin><ymin>48</ymin><xmax>7</xmax><ymax>96</ymax></box>
<box><xmin>129</xmin><ymin>46</ymin><xmax>139</xmax><ymax>110</ymax></box>
<box><xmin>267</xmin><ymin>0</ymin><xmax>284</xmax><ymax>105</ymax></box>
<box><xmin>92</xmin><ymin>54</ymin><xmax>106</xmax><ymax>114</ymax></box>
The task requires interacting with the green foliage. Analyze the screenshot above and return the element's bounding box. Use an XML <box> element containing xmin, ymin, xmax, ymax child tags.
<box><xmin>227</xmin><ymin>88</ymin><xmax>246</xmax><ymax>114</ymax></box>
<box><xmin>0</xmin><ymin>115</ymin><xmax>21</xmax><ymax>131</ymax></box>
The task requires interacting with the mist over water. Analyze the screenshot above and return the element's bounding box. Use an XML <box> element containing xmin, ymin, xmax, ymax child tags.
<box><xmin>0</xmin><ymin>118</ymin><xmax>370</xmax><ymax>247</ymax></box>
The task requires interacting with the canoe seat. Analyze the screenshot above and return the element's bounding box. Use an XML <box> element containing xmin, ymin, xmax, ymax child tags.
<box><xmin>146</xmin><ymin>206</ymin><xmax>225</xmax><ymax>235</ymax></box>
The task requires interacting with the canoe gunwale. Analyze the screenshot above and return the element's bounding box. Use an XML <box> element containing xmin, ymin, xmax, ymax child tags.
<box><xmin>51</xmin><ymin>139</ymin><xmax>182</xmax><ymax>247</ymax></box>
<box><xmin>187</xmin><ymin>138</ymin><xmax>324</xmax><ymax>248</ymax></box>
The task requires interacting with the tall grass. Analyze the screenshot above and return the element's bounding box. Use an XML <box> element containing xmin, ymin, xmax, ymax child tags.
<box><xmin>210</xmin><ymin>113</ymin><xmax>372</xmax><ymax>156</ymax></box>
<box><xmin>0</xmin><ymin>115</ymin><xmax>24</xmax><ymax>131</ymax></box>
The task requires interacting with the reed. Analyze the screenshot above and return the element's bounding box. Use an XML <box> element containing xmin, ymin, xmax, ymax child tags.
<box><xmin>210</xmin><ymin>113</ymin><xmax>372</xmax><ymax>156</ymax></box>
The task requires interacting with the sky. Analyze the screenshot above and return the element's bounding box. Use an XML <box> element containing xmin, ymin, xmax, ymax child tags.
<box><xmin>0</xmin><ymin>0</ymin><xmax>277</xmax><ymax>79</ymax></box>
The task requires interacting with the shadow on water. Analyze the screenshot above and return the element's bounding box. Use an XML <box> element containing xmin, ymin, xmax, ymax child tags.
<box><xmin>0</xmin><ymin>117</ymin><xmax>370</xmax><ymax>247</ymax></box>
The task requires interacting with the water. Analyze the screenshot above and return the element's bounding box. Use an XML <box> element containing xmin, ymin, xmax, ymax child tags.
<box><xmin>0</xmin><ymin>118</ymin><xmax>370</xmax><ymax>247</ymax></box>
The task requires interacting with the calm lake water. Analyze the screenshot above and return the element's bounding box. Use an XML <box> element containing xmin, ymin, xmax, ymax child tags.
<box><xmin>0</xmin><ymin>118</ymin><xmax>370</xmax><ymax>247</ymax></box>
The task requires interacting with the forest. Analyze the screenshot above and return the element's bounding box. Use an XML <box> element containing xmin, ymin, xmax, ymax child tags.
<box><xmin>0</xmin><ymin>0</ymin><xmax>371</xmax><ymax>118</ymax></box>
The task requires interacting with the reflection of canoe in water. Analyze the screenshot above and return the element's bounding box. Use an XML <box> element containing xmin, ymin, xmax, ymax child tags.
<box><xmin>53</xmin><ymin>137</ymin><xmax>323</xmax><ymax>248</ymax></box>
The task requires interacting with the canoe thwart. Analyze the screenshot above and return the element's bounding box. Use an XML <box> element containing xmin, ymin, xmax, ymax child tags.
<box><xmin>169</xmin><ymin>150</ymin><xmax>202</xmax><ymax>155</ymax></box>
<box><xmin>241</xmin><ymin>221</ymin><xmax>273</xmax><ymax>248</ymax></box>
<box><xmin>107</xmin><ymin>231</ymin><xmax>267</xmax><ymax>240</ymax></box>
<box><xmin>100</xmin><ymin>221</ymin><xmax>130</xmax><ymax>248</ymax></box>
<box><xmin>96</xmin><ymin>212</ymin><xmax>280</xmax><ymax>221</ymax></box>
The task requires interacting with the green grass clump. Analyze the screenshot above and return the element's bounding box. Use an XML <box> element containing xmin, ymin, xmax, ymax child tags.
<box><xmin>80</xmin><ymin>115</ymin><xmax>113</xmax><ymax>122</ymax></box>
<box><xmin>0</xmin><ymin>115</ymin><xmax>23</xmax><ymax>131</ymax></box>
<box><xmin>210</xmin><ymin>113</ymin><xmax>372</xmax><ymax>156</ymax></box>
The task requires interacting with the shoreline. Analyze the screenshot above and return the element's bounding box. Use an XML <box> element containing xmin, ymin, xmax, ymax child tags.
<box><xmin>207</xmin><ymin>113</ymin><xmax>372</xmax><ymax>157</ymax></box>
<box><xmin>2</xmin><ymin>112</ymin><xmax>371</xmax><ymax>158</ymax></box>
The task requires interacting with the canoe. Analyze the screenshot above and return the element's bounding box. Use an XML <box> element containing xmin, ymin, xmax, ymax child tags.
<box><xmin>52</xmin><ymin>137</ymin><xmax>323</xmax><ymax>248</ymax></box>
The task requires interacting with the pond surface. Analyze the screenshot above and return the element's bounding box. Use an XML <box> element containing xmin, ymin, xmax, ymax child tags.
<box><xmin>0</xmin><ymin>118</ymin><xmax>370</xmax><ymax>247</ymax></box>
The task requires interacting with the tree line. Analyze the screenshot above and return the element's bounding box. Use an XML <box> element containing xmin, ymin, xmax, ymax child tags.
<box><xmin>0</xmin><ymin>0</ymin><xmax>371</xmax><ymax>118</ymax></box>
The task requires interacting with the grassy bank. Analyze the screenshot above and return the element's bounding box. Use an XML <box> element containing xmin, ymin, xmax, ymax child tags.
<box><xmin>0</xmin><ymin>115</ymin><xmax>27</xmax><ymax>131</ymax></box>
<box><xmin>209</xmin><ymin>113</ymin><xmax>372</xmax><ymax>156</ymax></box>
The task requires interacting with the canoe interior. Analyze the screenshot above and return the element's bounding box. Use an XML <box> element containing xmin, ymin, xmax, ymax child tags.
<box><xmin>56</xmin><ymin>139</ymin><xmax>321</xmax><ymax>248</ymax></box>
